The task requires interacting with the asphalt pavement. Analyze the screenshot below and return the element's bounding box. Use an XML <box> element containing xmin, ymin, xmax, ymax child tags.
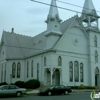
<box><xmin>0</xmin><ymin>92</ymin><xmax>93</xmax><ymax>100</ymax></box>
<box><xmin>27</xmin><ymin>89</ymin><xmax>100</xmax><ymax>95</ymax></box>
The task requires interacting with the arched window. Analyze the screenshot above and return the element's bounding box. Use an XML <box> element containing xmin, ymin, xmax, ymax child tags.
<box><xmin>69</xmin><ymin>62</ymin><xmax>73</xmax><ymax>82</ymax></box>
<box><xmin>44</xmin><ymin>57</ymin><xmax>46</xmax><ymax>66</ymax></box>
<box><xmin>94</xmin><ymin>36</ymin><xmax>97</xmax><ymax>47</ymax></box>
<box><xmin>58</xmin><ymin>56</ymin><xmax>62</xmax><ymax>66</ymax></box>
<box><xmin>74</xmin><ymin>61</ymin><xmax>79</xmax><ymax>82</ymax></box>
<box><xmin>31</xmin><ymin>60</ymin><xmax>33</xmax><ymax>77</ymax></box>
<box><xmin>4</xmin><ymin>64</ymin><xmax>6</xmax><ymax>82</ymax></box>
<box><xmin>17</xmin><ymin>62</ymin><xmax>21</xmax><ymax>78</ymax></box>
<box><xmin>95</xmin><ymin>67</ymin><xmax>99</xmax><ymax>75</ymax></box>
<box><xmin>37</xmin><ymin>63</ymin><xmax>39</xmax><ymax>80</ymax></box>
<box><xmin>27</xmin><ymin>62</ymin><xmax>29</xmax><ymax>78</ymax></box>
<box><xmin>80</xmin><ymin>63</ymin><xmax>84</xmax><ymax>82</ymax></box>
<box><xmin>12</xmin><ymin>63</ymin><xmax>16</xmax><ymax>78</ymax></box>
<box><xmin>1</xmin><ymin>65</ymin><xmax>3</xmax><ymax>82</ymax></box>
<box><xmin>95</xmin><ymin>51</ymin><xmax>98</xmax><ymax>63</ymax></box>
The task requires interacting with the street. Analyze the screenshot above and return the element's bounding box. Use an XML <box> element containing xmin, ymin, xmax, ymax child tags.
<box><xmin>0</xmin><ymin>92</ymin><xmax>93</xmax><ymax>100</ymax></box>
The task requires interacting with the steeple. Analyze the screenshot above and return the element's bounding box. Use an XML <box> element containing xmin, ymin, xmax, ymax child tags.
<box><xmin>45</xmin><ymin>0</ymin><xmax>62</xmax><ymax>36</ymax></box>
<box><xmin>80</xmin><ymin>0</ymin><xmax>100</xmax><ymax>30</ymax></box>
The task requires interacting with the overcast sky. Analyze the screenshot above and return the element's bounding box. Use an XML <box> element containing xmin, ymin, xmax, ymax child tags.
<box><xmin>0</xmin><ymin>0</ymin><xmax>100</xmax><ymax>40</ymax></box>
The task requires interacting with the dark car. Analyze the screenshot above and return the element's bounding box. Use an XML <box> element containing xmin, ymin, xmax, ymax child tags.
<box><xmin>0</xmin><ymin>85</ymin><xmax>26</xmax><ymax>97</ymax></box>
<box><xmin>38</xmin><ymin>85</ymin><xmax>72</xmax><ymax>96</ymax></box>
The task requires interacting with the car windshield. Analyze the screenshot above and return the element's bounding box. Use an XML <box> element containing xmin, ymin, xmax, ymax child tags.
<box><xmin>49</xmin><ymin>86</ymin><xmax>55</xmax><ymax>89</ymax></box>
<box><xmin>0</xmin><ymin>86</ymin><xmax>4</xmax><ymax>89</ymax></box>
<box><xmin>15</xmin><ymin>86</ymin><xmax>19</xmax><ymax>89</ymax></box>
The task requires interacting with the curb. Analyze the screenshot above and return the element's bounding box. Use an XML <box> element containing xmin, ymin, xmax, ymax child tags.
<box><xmin>27</xmin><ymin>92</ymin><xmax>39</xmax><ymax>96</ymax></box>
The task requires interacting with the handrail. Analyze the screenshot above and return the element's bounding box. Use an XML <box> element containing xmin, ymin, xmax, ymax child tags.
<box><xmin>62</xmin><ymin>81</ymin><xmax>68</xmax><ymax>86</ymax></box>
<box><xmin>40</xmin><ymin>81</ymin><xmax>51</xmax><ymax>89</ymax></box>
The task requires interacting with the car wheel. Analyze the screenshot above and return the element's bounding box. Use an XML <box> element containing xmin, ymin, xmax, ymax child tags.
<box><xmin>16</xmin><ymin>92</ymin><xmax>22</xmax><ymax>97</ymax></box>
<box><xmin>65</xmin><ymin>91</ymin><xmax>68</xmax><ymax>95</ymax></box>
<box><xmin>48</xmin><ymin>92</ymin><xmax>52</xmax><ymax>96</ymax></box>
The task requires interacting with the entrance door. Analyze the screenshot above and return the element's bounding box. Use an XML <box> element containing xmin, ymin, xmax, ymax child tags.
<box><xmin>95</xmin><ymin>67</ymin><xmax>99</xmax><ymax>86</ymax></box>
<box><xmin>95</xmin><ymin>75</ymin><xmax>97</xmax><ymax>86</ymax></box>
<box><xmin>56</xmin><ymin>72</ymin><xmax>60</xmax><ymax>85</ymax></box>
<box><xmin>53</xmin><ymin>69</ymin><xmax>60</xmax><ymax>85</ymax></box>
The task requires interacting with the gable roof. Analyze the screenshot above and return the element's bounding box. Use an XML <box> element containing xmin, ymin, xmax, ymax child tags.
<box><xmin>53</xmin><ymin>15</ymin><xmax>88</xmax><ymax>49</ymax></box>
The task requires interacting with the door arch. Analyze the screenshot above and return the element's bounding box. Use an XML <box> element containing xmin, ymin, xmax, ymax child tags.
<box><xmin>53</xmin><ymin>69</ymin><xmax>60</xmax><ymax>85</ymax></box>
<box><xmin>95</xmin><ymin>67</ymin><xmax>99</xmax><ymax>86</ymax></box>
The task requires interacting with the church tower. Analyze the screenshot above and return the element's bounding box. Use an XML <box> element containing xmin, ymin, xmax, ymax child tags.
<box><xmin>45</xmin><ymin>0</ymin><xmax>62</xmax><ymax>49</ymax></box>
<box><xmin>80</xmin><ymin>0</ymin><xmax>100</xmax><ymax>30</ymax></box>
<box><xmin>81</xmin><ymin>0</ymin><xmax>100</xmax><ymax>86</ymax></box>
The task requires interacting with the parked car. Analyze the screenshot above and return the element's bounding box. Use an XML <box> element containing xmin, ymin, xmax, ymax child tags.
<box><xmin>0</xmin><ymin>85</ymin><xmax>26</xmax><ymax>97</ymax></box>
<box><xmin>38</xmin><ymin>85</ymin><xmax>72</xmax><ymax>96</ymax></box>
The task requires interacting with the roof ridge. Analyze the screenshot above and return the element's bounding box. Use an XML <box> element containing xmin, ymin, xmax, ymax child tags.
<box><xmin>15</xmin><ymin>33</ymin><xmax>32</xmax><ymax>38</ymax></box>
<box><xmin>61</xmin><ymin>15</ymin><xmax>77</xmax><ymax>24</ymax></box>
<box><xmin>32</xmin><ymin>30</ymin><xmax>47</xmax><ymax>38</ymax></box>
<box><xmin>3</xmin><ymin>31</ymin><xmax>33</xmax><ymax>38</ymax></box>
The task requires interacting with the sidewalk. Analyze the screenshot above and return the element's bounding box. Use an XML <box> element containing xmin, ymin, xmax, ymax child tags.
<box><xmin>27</xmin><ymin>90</ymin><xmax>39</xmax><ymax>95</ymax></box>
<box><xmin>27</xmin><ymin>89</ymin><xmax>100</xmax><ymax>95</ymax></box>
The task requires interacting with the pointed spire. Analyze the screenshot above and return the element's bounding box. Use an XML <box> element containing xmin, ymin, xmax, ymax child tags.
<box><xmin>81</xmin><ymin>0</ymin><xmax>99</xmax><ymax>19</ymax></box>
<box><xmin>80</xmin><ymin>0</ymin><xmax>100</xmax><ymax>30</ymax></box>
<box><xmin>45</xmin><ymin>0</ymin><xmax>62</xmax><ymax>23</ymax></box>
<box><xmin>45</xmin><ymin>0</ymin><xmax>62</xmax><ymax>37</ymax></box>
<box><xmin>83</xmin><ymin>0</ymin><xmax>95</xmax><ymax>14</ymax></box>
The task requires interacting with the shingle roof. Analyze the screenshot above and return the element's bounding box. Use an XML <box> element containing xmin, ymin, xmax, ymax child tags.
<box><xmin>2</xmin><ymin>31</ymin><xmax>46</xmax><ymax>59</ymax></box>
<box><xmin>60</xmin><ymin>15</ymin><xmax>78</xmax><ymax>33</ymax></box>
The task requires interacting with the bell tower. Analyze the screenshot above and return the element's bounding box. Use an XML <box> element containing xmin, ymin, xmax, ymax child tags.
<box><xmin>80</xmin><ymin>0</ymin><xmax>100</xmax><ymax>30</ymax></box>
<box><xmin>45</xmin><ymin>0</ymin><xmax>62</xmax><ymax>49</ymax></box>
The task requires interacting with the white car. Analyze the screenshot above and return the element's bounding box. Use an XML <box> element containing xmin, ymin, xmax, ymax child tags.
<box><xmin>0</xmin><ymin>85</ymin><xmax>26</xmax><ymax>97</ymax></box>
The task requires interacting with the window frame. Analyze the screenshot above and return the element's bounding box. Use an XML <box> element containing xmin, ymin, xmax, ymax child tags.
<box><xmin>44</xmin><ymin>57</ymin><xmax>46</xmax><ymax>66</ymax></box>
<box><xmin>74</xmin><ymin>61</ymin><xmax>79</xmax><ymax>82</ymax></box>
<box><xmin>12</xmin><ymin>63</ymin><xmax>16</xmax><ymax>78</ymax></box>
<box><xmin>58</xmin><ymin>56</ymin><xmax>62</xmax><ymax>66</ymax></box>
<box><xmin>94</xmin><ymin>35</ymin><xmax>97</xmax><ymax>47</ymax></box>
<box><xmin>80</xmin><ymin>63</ymin><xmax>84</xmax><ymax>82</ymax></box>
<box><xmin>31</xmin><ymin>60</ymin><xmax>33</xmax><ymax>77</ymax></box>
<box><xmin>27</xmin><ymin>61</ymin><xmax>29</xmax><ymax>78</ymax></box>
<box><xmin>17</xmin><ymin>62</ymin><xmax>21</xmax><ymax>78</ymax></box>
<box><xmin>69</xmin><ymin>62</ymin><xmax>73</xmax><ymax>82</ymax></box>
<box><xmin>95</xmin><ymin>51</ymin><xmax>98</xmax><ymax>63</ymax></box>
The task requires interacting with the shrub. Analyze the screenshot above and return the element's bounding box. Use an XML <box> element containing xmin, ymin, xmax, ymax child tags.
<box><xmin>24</xmin><ymin>79</ymin><xmax>40</xmax><ymax>89</ymax></box>
<box><xmin>78</xmin><ymin>85</ymin><xmax>86</xmax><ymax>89</ymax></box>
<box><xmin>71</xmin><ymin>86</ymin><xmax>95</xmax><ymax>89</ymax></box>
<box><xmin>85</xmin><ymin>86</ymin><xmax>95</xmax><ymax>89</ymax></box>
<box><xmin>0</xmin><ymin>82</ymin><xmax>8</xmax><ymax>86</ymax></box>
<box><xmin>15</xmin><ymin>81</ymin><xmax>25</xmax><ymax>88</ymax></box>
<box><xmin>71</xmin><ymin>86</ymin><xmax>79</xmax><ymax>89</ymax></box>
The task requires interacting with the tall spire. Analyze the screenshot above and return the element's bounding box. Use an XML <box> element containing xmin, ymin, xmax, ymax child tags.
<box><xmin>45</xmin><ymin>0</ymin><xmax>62</xmax><ymax>23</ymax></box>
<box><xmin>45</xmin><ymin>0</ymin><xmax>62</xmax><ymax>36</ymax></box>
<box><xmin>80</xmin><ymin>0</ymin><xmax>100</xmax><ymax>30</ymax></box>
<box><xmin>81</xmin><ymin>0</ymin><xmax>98</xmax><ymax>18</ymax></box>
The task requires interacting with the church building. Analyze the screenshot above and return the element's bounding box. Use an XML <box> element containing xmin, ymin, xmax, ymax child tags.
<box><xmin>0</xmin><ymin>0</ymin><xmax>100</xmax><ymax>86</ymax></box>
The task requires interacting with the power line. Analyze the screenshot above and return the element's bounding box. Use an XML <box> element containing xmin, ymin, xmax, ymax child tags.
<box><xmin>30</xmin><ymin>0</ymin><xmax>81</xmax><ymax>14</ymax></box>
<box><xmin>30</xmin><ymin>0</ymin><xmax>100</xmax><ymax>17</ymax></box>
<box><xmin>55</xmin><ymin>0</ymin><xmax>100</xmax><ymax>13</ymax></box>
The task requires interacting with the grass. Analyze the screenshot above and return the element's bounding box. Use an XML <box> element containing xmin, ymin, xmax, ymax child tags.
<box><xmin>26</xmin><ymin>89</ymin><xmax>34</xmax><ymax>92</ymax></box>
